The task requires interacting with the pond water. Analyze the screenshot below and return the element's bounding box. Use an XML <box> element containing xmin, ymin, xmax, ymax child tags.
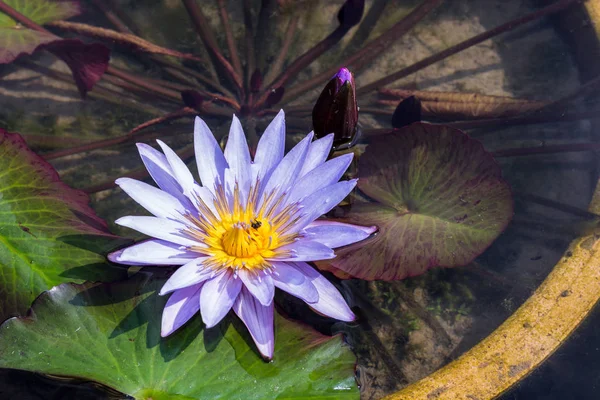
<box><xmin>0</xmin><ymin>0</ymin><xmax>599</xmax><ymax>399</ymax></box>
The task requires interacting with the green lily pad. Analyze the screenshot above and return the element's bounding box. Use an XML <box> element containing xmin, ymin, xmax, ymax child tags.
<box><xmin>0</xmin><ymin>273</ymin><xmax>359</xmax><ymax>400</ymax></box>
<box><xmin>0</xmin><ymin>0</ymin><xmax>80</xmax><ymax>27</ymax></box>
<box><xmin>0</xmin><ymin>27</ymin><xmax>57</xmax><ymax>62</ymax></box>
<box><xmin>0</xmin><ymin>129</ymin><xmax>127</xmax><ymax>322</ymax></box>
<box><xmin>329</xmin><ymin>123</ymin><xmax>513</xmax><ymax>280</ymax></box>
<box><xmin>0</xmin><ymin>1</ymin><xmax>108</xmax><ymax>98</ymax></box>
<box><xmin>0</xmin><ymin>0</ymin><xmax>80</xmax><ymax>63</ymax></box>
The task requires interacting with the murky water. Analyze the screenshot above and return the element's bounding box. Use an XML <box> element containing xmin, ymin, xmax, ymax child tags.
<box><xmin>0</xmin><ymin>0</ymin><xmax>599</xmax><ymax>399</ymax></box>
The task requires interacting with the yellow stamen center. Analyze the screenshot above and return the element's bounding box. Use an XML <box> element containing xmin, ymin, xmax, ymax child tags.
<box><xmin>222</xmin><ymin>222</ymin><xmax>262</xmax><ymax>258</ymax></box>
<box><xmin>183</xmin><ymin>182</ymin><xmax>301</xmax><ymax>272</ymax></box>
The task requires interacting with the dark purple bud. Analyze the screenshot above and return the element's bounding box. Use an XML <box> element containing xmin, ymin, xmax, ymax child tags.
<box><xmin>391</xmin><ymin>96</ymin><xmax>422</xmax><ymax>128</ymax></box>
<box><xmin>181</xmin><ymin>90</ymin><xmax>204</xmax><ymax>110</ymax></box>
<box><xmin>250</xmin><ymin>69</ymin><xmax>263</xmax><ymax>93</ymax></box>
<box><xmin>312</xmin><ymin>67</ymin><xmax>359</xmax><ymax>149</ymax></box>
<box><xmin>337</xmin><ymin>0</ymin><xmax>365</xmax><ymax>29</ymax></box>
<box><xmin>265</xmin><ymin>87</ymin><xmax>285</xmax><ymax>107</ymax></box>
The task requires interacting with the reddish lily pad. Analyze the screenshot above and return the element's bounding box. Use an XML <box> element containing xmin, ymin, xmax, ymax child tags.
<box><xmin>0</xmin><ymin>273</ymin><xmax>359</xmax><ymax>400</ymax></box>
<box><xmin>0</xmin><ymin>0</ymin><xmax>109</xmax><ymax>97</ymax></box>
<box><xmin>329</xmin><ymin>123</ymin><xmax>513</xmax><ymax>281</ymax></box>
<box><xmin>0</xmin><ymin>129</ymin><xmax>127</xmax><ymax>322</ymax></box>
<box><xmin>45</xmin><ymin>39</ymin><xmax>111</xmax><ymax>97</ymax></box>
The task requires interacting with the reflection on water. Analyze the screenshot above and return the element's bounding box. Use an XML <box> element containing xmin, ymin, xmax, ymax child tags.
<box><xmin>0</xmin><ymin>0</ymin><xmax>599</xmax><ymax>399</ymax></box>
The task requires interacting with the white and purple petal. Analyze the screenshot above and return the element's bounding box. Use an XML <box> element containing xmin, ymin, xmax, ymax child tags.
<box><xmin>293</xmin><ymin>180</ymin><xmax>357</xmax><ymax>232</ymax></box>
<box><xmin>275</xmin><ymin>240</ymin><xmax>335</xmax><ymax>262</ymax></box>
<box><xmin>194</xmin><ymin>116</ymin><xmax>228</xmax><ymax>192</ymax></box>
<box><xmin>224</xmin><ymin>115</ymin><xmax>252</xmax><ymax>198</ymax></box>
<box><xmin>287</xmin><ymin>153</ymin><xmax>353</xmax><ymax>204</ymax></box>
<box><xmin>298</xmin><ymin>133</ymin><xmax>334</xmax><ymax>178</ymax></box>
<box><xmin>159</xmin><ymin>257</ymin><xmax>213</xmax><ymax>295</ymax></box>
<box><xmin>233</xmin><ymin>287</ymin><xmax>275</xmax><ymax>359</ymax></box>
<box><xmin>115</xmin><ymin>178</ymin><xmax>187</xmax><ymax>220</ymax></box>
<box><xmin>192</xmin><ymin>184</ymin><xmax>219</xmax><ymax>217</ymax></box>
<box><xmin>108</xmin><ymin>239</ymin><xmax>197</xmax><ymax>266</ymax></box>
<box><xmin>271</xmin><ymin>261</ymin><xmax>318</xmax><ymax>303</ymax></box>
<box><xmin>252</xmin><ymin>109</ymin><xmax>285</xmax><ymax>184</ymax></box>
<box><xmin>161</xmin><ymin>285</ymin><xmax>202</xmax><ymax>337</ymax></box>
<box><xmin>156</xmin><ymin>139</ymin><xmax>196</xmax><ymax>197</ymax></box>
<box><xmin>238</xmin><ymin>269</ymin><xmax>275</xmax><ymax>306</ymax></box>
<box><xmin>259</xmin><ymin>131</ymin><xmax>313</xmax><ymax>205</ymax></box>
<box><xmin>292</xmin><ymin>262</ymin><xmax>355</xmax><ymax>322</ymax></box>
<box><xmin>200</xmin><ymin>270</ymin><xmax>242</xmax><ymax>328</ymax></box>
<box><xmin>115</xmin><ymin>216</ymin><xmax>199</xmax><ymax>248</ymax></box>
<box><xmin>303</xmin><ymin>220</ymin><xmax>377</xmax><ymax>249</ymax></box>
<box><xmin>136</xmin><ymin>143</ymin><xmax>191</xmax><ymax>208</ymax></box>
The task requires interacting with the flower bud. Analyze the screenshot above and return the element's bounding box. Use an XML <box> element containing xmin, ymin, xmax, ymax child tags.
<box><xmin>312</xmin><ymin>67</ymin><xmax>359</xmax><ymax>150</ymax></box>
<box><xmin>391</xmin><ymin>95</ymin><xmax>422</xmax><ymax>128</ymax></box>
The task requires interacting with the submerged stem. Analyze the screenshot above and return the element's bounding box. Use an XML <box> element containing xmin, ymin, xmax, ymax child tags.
<box><xmin>217</xmin><ymin>0</ymin><xmax>243</xmax><ymax>78</ymax></box>
<box><xmin>18</xmin><ymin>60</ymin><xmax>165</xmax><ymax>116</ymax></box>
<box><xmin>357</xmin><ymin>0</ymin><xmax>583</xmax><ymax>95</ymax></box>
<box><xmin>243</xmin><ymin>0</ymin><xmax>256</xmax><ymax>96</ymax></box>
<box><xmin>280</xmin><ymin>0</ymin><xmax>443</xmax><ymax>104</ymax></box>
<box><xmin>182</xmin><ymin>0</ymin><xmax>243</xmax><ymax>90</ymax></box>
<box><xmin>493</xmin><ymin>142</ymin><xmax>600</xmax><ymax>157</ymax></box>
<box><xmin>518</xmin><ymin>193</ymin><xmax>599</xmax><ymax>220</ymax></box>
<box><xmin>43</xmin><ymin>108</ymin><xmax>196</xmax><ymax>161</ymax></box>
<box><xmin>254</xmin><ymin>0</ymin><xmax>278</xmax><ymax>73</ymax></box>
<box><xmin>263</xmin><ymin>15</ymin><xmax>299</xmax><ymax>87</ymax></box>
<box><xmin>256</xmin><ymin>25</ymin><xmax>349</xmax><ymax>108</ymax></box>
<box><xmin>106</xmin><ymin>66</ymin><xmax>182</xmax><ymax>102</ymax></box>
<box><xmin>90</xmin><ymin>0</ymin><xmax>133</xmax><ymax>33</ymax></box>
<box><xmin>47</xmin><ymin>20</ymin><xmax>205</xmax><ymax>63</ymax></box>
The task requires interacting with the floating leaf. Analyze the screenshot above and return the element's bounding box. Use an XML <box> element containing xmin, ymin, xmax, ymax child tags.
<box><xmin>45</xmin><ymin>39</ymin><xmax>110</xmax><ymax>97</ymax></box>
<box><xmin>0</xmin><ymin>0</ymin><xmax>109</xmax><ymax>97</ymax></box>
<box><xmin>47</xmin><ymin>20</ymin><xmax>205</xmax><ymax>62</ymax></box>
<box><xmin>391</xmin><ymin>95</ymin><xmax>422</xmax><ymax>128</ymax></box>
<box><xmin>378</xmin><ymin>88</ymin><xmax>548</xmax><ymax>120</ymax></box>
<box><xmin>0</xmin><ymin>273</ymin><xmax>359</xmax><ymax>400</ymax></box>
<box><xmin>0</xmin><ymin>27</ymin><xmax>57</xmax><ymax>62</ymax></box>
<box><xmin>265</xmin><ymin>87</ymin><xmax>285</xmax><ymax>107</ymax></box>
<box><xmin>328</xmin><ymin>123</ymin><xmax>513</xmax><ymax>281</ymax></box>
<box><xmin>0</xmin><ymin>129</ymin><xmax>127</xmax><ymax>322</ymax></box>
<box><xmin>181</xmin><ymin>89</ymin><xmax>205</xmax><ymax>110</ymax></box>
<box><xmin>0</xmin><ymin>0</ymin><xmax>80</xmax><ymax>27</ymax></box>
<box><xmin>0</xmin><ymin>0</ymin><xmax>80</xmax><ymax>63</ymax></box>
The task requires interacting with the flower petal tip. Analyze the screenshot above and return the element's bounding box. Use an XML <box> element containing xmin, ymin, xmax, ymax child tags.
<box><xmin>345</xmin><ymin>312</ymin><xmax>357</xmax><ymax>323</ymax></box>
<box><xmin>202</xmin><ymin>320</ymin><xmax>218</xmax><ymax>330</ymax></box>
<box><xmin>114</xmin><ymin>177</ymin><xmax>128</xmax><ymax>186</ymax></box>
<box><xmin>160</xmin><ymin>328</ymin><xmax>174</xmax><ymax>338</ymax></box>
<box><xmin>114</xmin><ymin>216</ymin><xmax>131</xmax><ymax>226</ymax></box>
<box><xmin>106</xmin><ymin>250</ymin><xmax>121</xmax><ymax>263</ymax></box>
<box><xmin>257</xmin><ymin>343</ymin><xmax>275</xmax><ymax>360</ymax></box>
<box><xmin>365</xmin><ymin>225</ymin><xmax>378</xmax><ymax>235</ymax></box>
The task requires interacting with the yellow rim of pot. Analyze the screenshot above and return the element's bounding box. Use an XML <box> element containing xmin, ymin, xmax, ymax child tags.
<box><xmin>586</xmin><ymin>0</ymin><xmax>600</xmax><ymax>41</ymax></box>
<box><xmin>384</xmin><ymin>5</ymin><xmax>600</xmax><ymax>400</ymax></box>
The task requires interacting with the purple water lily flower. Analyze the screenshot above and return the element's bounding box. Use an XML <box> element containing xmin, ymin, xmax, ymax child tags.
<box><xmin>108</xmin><ymin>110</ymin><xmax>375</xmax><ymax>359</ymax></box>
